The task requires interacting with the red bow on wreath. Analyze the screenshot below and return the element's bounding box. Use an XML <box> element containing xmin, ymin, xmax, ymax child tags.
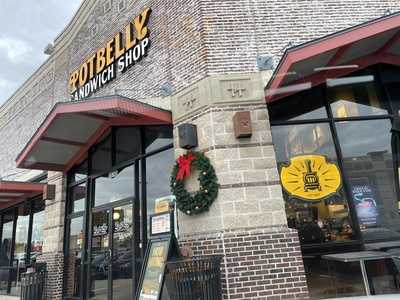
<box><xmin>176</xmin><ymin>153</ymin><xmax>194</xmax><ymax>180</ymax></box>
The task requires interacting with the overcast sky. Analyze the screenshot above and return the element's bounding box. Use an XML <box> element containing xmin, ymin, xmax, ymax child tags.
<box><xmin>0</xmin><ymin>0</ymin><xmax>82</xmax><ymax>104</ymax></box>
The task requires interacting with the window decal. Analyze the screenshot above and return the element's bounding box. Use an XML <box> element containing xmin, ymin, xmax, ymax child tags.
<box><xmin>280</xmin><ymin>154</ymin><xmax>341</xmax><ymax>201</ymax></box>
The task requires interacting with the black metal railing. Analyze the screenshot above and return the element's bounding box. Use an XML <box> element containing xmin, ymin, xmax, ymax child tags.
<box><xmin>165</xmin><ymin>256</ymin><xmax>223</xmax><ymax>300</ymax></box>
<box><xmin>20</xmin><ymin>266</ymin><xmax>47</xmax><ymax>300</ymax></box>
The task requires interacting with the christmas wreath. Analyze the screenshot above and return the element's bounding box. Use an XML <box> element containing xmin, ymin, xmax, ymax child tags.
<box><xmin>171</xmin><ymin>151</ymin><xmax>219</xmax><ymax>215</ymax></box>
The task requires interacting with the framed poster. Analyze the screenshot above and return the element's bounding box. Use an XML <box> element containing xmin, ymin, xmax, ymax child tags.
<box><xmin>137</xmin><ymin>238</ymin><xmax>171</xmax><ymax>300</ymax></box>
<box><xmin>349</xmin><ymin>178</ymin><xmax>380</xmax><ymax>228</ymax></box>
<box><xmin>150</xmin><ymin>212</ymin><xmax>172</xmax><ymax>237</ymax></box>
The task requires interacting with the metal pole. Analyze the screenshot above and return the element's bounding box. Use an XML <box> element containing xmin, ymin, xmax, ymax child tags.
<box><xmin>360</xmin><ymin>260</ymin><xmax>371</xmax><ymax>296</ymax></box>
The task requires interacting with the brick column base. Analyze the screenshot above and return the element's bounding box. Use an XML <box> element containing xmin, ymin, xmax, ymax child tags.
<box><xmin>38</xmin><ymin>251</ymin><xmax>64</xmax><ymax>300</ymax></box>
<box><xmin>179</xmin><ymin>226</ymin><xmax>309</xmax><ymax>300</ymax></box>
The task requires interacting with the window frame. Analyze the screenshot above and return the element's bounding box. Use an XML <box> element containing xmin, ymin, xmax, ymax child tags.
<box><xmin>268</xmin><ymin>64</ymin><xmax>400</xmax><ymax>251</ymax></box>
<box><xmin>63</xmin><ymin>125</ymin><xmax>173</xmax><ymax>300</ymax></box>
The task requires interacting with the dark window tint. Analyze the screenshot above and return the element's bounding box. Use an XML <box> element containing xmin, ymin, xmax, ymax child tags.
<box><xmin>0</xmin><ymin>210</ymin><xmax>14</xmax><ymax>269</ymax></box>
<box><xmin>91</xmin><ymin>134</ymin><xmax>112</xmax><ymax>174</ymax></box>
<box><xmin>115</xmin><ymin>127</ymin><xmax>141</xmax><ymax>164</ymax></box>
<box><xmin>268</xmin><ymin>85</ymin><xmax>327</xmax><ymax>122</ymax></box>
<box><xmin>145</xmin><ymin>126</ymin><xmax>173</xmax><ymax>152</ymax></box>
<box><xmin>336</xmin><ymin>119</ymin><xmax>400</xmax><ymax>241</ymax></box>
<box><xmin>327</xmin><ymin>70</ymin><xmax>389</xmax><ymax>118</ymax></box>
<box><xmin>70</xmin><ymin>183</ymin><xmax>86</xmax><ymax>213</ymax></box>
<box><xmin>70</xmin><ymin>159</ymin><xmax>88</xmax><ymax>183</ymax></box>
<box><xmin>145</xmin><ymin>148</ymin><xmax>174</xmax><ymax>236</ymax></box>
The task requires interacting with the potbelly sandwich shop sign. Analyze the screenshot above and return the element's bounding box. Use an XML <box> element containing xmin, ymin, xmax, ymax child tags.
<box><xmin>69</xmin><ymin>8</ymin><xmax>152</xmax><ymax>101</ymax></box>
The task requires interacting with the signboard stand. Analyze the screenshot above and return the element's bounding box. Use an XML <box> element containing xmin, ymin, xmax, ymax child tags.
<box><xmin>136</xmin><ymin>209</ymin><xmax>180</xmax><ymax>300</ymax></box>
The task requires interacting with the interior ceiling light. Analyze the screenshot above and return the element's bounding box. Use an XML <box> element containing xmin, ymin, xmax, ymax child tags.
<box><xmin>326</xmin><ymin>75</ymin><xmax>374</xmax><ymax>88</ymax></box>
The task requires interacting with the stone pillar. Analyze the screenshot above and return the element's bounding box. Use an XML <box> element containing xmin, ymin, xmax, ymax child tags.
<box><xmin>39</xmin><ymin>171</ymin><xmax>66</xmax><ymax>300</ymax></box>
<box><xmin>171</xmin><ymin>72</ymin><xmax>310</xmax><ymax>300</ymax></box>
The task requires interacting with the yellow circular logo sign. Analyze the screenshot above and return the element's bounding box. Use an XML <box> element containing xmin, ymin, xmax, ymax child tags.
<box><xmin>280</xmin><ymin>155</ymin><xmax>342</xmax><ymax>201</ymax></box>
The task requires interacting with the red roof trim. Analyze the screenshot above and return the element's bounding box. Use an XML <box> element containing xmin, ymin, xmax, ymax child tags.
<box><xmin>16</xmin><ymin>96</ymin><xmax>172</xmax><ymax>172</ymax></box>
<box><xmin>266</xmin><ymin>13</ymin><xmax>400</xmax><ymax>102</ymax></box>
<box><xmin>0</xmin><ymin>181</ymin><xmax>45</xmax><ymax>210</ymax></box>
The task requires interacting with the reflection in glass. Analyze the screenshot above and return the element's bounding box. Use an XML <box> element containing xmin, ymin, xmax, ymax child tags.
<box><xmin>65</xmin><ymin>217</ymin><xmax>84</xmax><ymax>298</ymax></box>
<box><xmin>115</xmin><ymin>127</ymin><xmax>141</xmax><ymax>164</ymax></box>
<box><xmin>71</xmin><ymin>159</ymin><xmax>88</xmax><ymax>183</ymax></box>
<box><xmin>14</xmin><ymin>206</ymin><xmax>29</xmax><ymax>266</ymax></box>
<box><xmin>71</xmin><ymin>183</ymin><xmax>86</xmax><ymax>213</ymax></box>
<box><xmin>271</xmin><ymin>123</ymin><xmax>355</xmax><ymax>244</ymax></box>
<box><xmin>304</xmin><ymin>257</ymin><xmax>366</xmax><ymax>299</ymax></box>
<box><xmin>328</xmin><ymin>73</ymin><xmax>388</xmax><ymax>118</ymax></box>
<box><xmin>336</xmin><ymin>119</ymin><xmax>400</xmax><ymax>241</ymax></box>
<box><xmin>90</xmin><ymin>211</ymin><xmax>109</xmax><ymax>300</ymax></box>
<box><xmin>112</xmin><ymin>205</ymin><xmax>133</xmax><ymax>300</ymax></box>
<box><xmin>145</xmin><ymin>126</ymin><xmax>173</xmax><ymax>153</ymax></box>
<box><xmin>11</xmin><ymin>205</ymin><xmax>30</xmax><ymax>294</ymax></box>
<box><xmin>0</xmin><ymin>212</ymin><xmax>13</xmax><ymax>292</ymax></box>
<box><xmin>95</xmin><ymin>166</ymin><xmax>134</xmax><ymax>207</ymax></box>
<box><xmin>146</xmin><ymin>148</ymin><xmax>175</xmax><ymax>230</ymax></box>
<box><xmin>30</xmin><ymin>210</ymin><xmax>44</xmax><ymax>261</ymax></box>
<box><xmin>268</xmin><ymin>85</ymin><xmax>327</xmax><ymax>122</ymax></box>
<box><xmin>91</xmin><ymin>135</ymin><xmax>112</xmax><ymax>174</ymax></box>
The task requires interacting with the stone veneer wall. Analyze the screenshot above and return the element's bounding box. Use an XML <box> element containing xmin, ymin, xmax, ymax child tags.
<box><xmin>172</xmin><ymin>73</ymin><xmax>309</xmax><ymax>299</ymax></box>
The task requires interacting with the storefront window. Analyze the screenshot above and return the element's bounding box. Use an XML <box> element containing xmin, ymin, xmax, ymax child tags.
<box><xmin>269</xmin><ymin>64</ymin><xmax>400</xmax><ymax>299</ymax></box>
<box><xmin>91</xmin><ymin>135</ymin><xmax>112</xmax><ymax>174</ymax></box>
<box><xmin>112</xmin><ymin>205</ymin><xmax>133</xmax><ymax>300</ymax></box>
<box><xmin>65</xmin><ymin>125</ymin><xmax>173</xmax><ymax>300</ymax></box>
<box><xmin>14</xmin><ymin>205</ymin><xmax>30</xmax><ymax>267</ymax></box>
<box><xmin>31</xmin><ymin>204</ymin><xmax>45</xmax><ymax>260</ymax></box>
<box><xmin>146</xmin><ymin>148</ymin><xmax>175</xmax><ymax>228</ymax></box>
<box><xmin>336</xmin><ymin>119</ymin><xmax>400</xmax><ymax>241</ymax></box>
<box><xmin>94</xmin><ymin>165</ymin><xmax>134</xmax><ymax>207</ymax></box>
<box><xmin>272</xmin><ymin>123</ymin><xmax>355</xmax><ymax>244</ymax></box>
<box><xmin>71</xmin><ymin>183</ymin><xmax>86</xmax><ymax>213</ymax></box>
<box><xmin>0</xmin><ymin>211</ymin><xmax>14</xmax><ymax>292</ymax></box>
<box><xmin>70</xmin><ymin>159</ymin><xmax>88</xmax><ymax>183</ymax></box>
<box><xmin>145</xmin><ymin>126</ymin><xmax>173</xmax><ymax>153</ymax></box>
<box><xmin>327</xmin><ymin>72</ymin><xmax>389</xmax><ymax>118</ymax></box>
<box><xmin>115</xmin><ymin>127</ymin><xmax>141</xmax><ymax>164</ymax></box>
<box><xmin>268</xmin><ymin>86</ymin><xmax>327</xmax><ymax>122</ymax></box>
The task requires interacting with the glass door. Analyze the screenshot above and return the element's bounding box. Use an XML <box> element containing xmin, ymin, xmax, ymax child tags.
<box><xmin>90</xmin><ymin>209</ymin><xmax>110</xmax><ymax>300</ymax></box>
<box><xmin>89</xmin><ymin>204</ymin><xmax>133</xmax><ymax>300</ymax></box>
<box><xmin>111</xmin><ymin>204</ymin><xmax>133</xmax><ymax>300</ymax></box>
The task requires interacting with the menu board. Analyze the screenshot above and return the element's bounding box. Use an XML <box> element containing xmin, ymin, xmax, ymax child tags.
<box><xmin>150</xmin><ymin>213</ymin><xmax>171</xmax><ymax>236</ymax></box>
<box><xmin>137</xmin><ymin>239</ymin><xmax>171</xmax><ymax>300</ymax></box>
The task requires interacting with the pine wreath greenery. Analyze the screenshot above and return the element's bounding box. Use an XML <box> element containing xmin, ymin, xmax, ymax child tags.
<box><xmin>170</xmin><ymin>151</ymin><xmax>219</xmax><ymax>215</ymax></box>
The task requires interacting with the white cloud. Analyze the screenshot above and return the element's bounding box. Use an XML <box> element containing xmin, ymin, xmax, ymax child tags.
<box><xmin>0</xmin><ymin>38</ymin><xmax>33</xmax><ymax>64</ymax></box>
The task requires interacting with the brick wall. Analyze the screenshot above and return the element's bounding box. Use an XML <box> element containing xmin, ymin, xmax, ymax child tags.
<box><xmin>1</xmin><ymin>0</ymin><xmax>400</xmax><ymax>177</ymax></box>
<box><xmin>38</xmin><ymin>252</ymin><xmax>64</xmax><ymax>300</ymax></box>
<box><xmin>38</xmin><ymin>171</ymin><xmax>66</xmax><ymax>300</ymax></box>
<box><xmin>200</xmin><ymin>0</ymin><xmax>400</xmax><ymax>73</ymax></box>
<box><xmin>180</xmin><ymin>227</ymin><xmax>309</xmax><ymax>300</ymax></box>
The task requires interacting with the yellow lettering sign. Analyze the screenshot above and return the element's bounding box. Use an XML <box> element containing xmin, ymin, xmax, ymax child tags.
<box><xmin>69</xmin><ymin>7</ymin><xmax>152</xmax><ymax>99</ymax></box>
